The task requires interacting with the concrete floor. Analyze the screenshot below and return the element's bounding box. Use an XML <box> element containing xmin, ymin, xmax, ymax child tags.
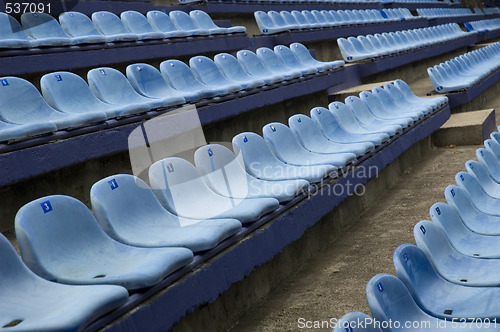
<box><xmin>231</xmin><ymin>144</ymin><xmax>479</xmax><ymax>332</ymax></box>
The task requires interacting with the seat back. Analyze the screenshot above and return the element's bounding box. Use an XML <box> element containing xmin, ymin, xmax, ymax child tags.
<box><xmin>126</xmin><ymin>63</ymin><xmax>173</xmax><ymax>98</ymax></box>
<box><xmin>91</xmin><ymin>174</ymin><xmax>181</xmax><ymax>240</ymax></box>
<box><xmin>0</xmin><ymin>232</ymin><xmax>37</xmax><ymax>285</ymax></box>
<box><xmin>280</xmin><ymin>11</ymin><xmax>300</xmax><ymax>26</ymax></box>
<box><xmin>254</xmin><ymin>11</ymin><xmax>277</xmax><ymax>33</ymax></box>
<box><xmin>92</xmin><ymin>11</ymin><xmax>130</xmax><ymax>35</ymax></box>
<box><xmin>291</xmin><ymin>10</ymin><xmax>310</xmax><ymax>26</ymax></box>
<box><xmin>59</xmin><ymin>11</ymin><xmax>103</xmax><ymax>37</ymax></box>
<box><xmin>485</xmin><ymin>138</ymin><xmax>500</xmax><ymax>159</ymax></box>
<box><xmin>147</xmin><ymin>10</ymin><xmax>179</xmax><ymax>33</ymax></box>
<box><xmin>214</xmin><ymin>53</ymin><xmax>252</xmax><ymax>82</ymax></box>
<box><xmin>344</xmin><ymin>96</ymin><xmax>375</xmax><ymax>124</ymax></box>
<box><xmin>170</xmin><ymin>10</ymin><xmax>198</xmax><ymax>31</ymax></box>
<box><xmin>288</xmin><ymin>113</ymin><xmax>324</xmax><ymax>146</ymax></box>
<box><xmin>477</xmin><ymin>147</ymin><xmax>500</xmax><ymax>176</ymax></box>
<box><xmin>256</xmin><ymin>47</ymin><xmax>289</xmax><ymax>72</ymax></box>
<box><xmin>190</xmin><ymin>10</ymin><xmax>219</xmax><ymax>30</ymax></box>
<box><xmin>289</xmin><ymin>42</ymin><xmax>316</xmax><ymax>64</ymax></box>
<box><xmin>413</xmin><ymin>220</ymin><xmax>457</xmax><ymax>270</ymax></box>
<box><xmin>466</xmin><ymin>159</ymin><xmax>496</xmax><ymax>189</ymax></box>
<box><xmin>189</xmin><ymin>55</ymin><xmax>231</xmax><ymax>86</ymax></box>
<box><xmin>121</xmin><ymin>10</ymin><xmax>156</xmax><ymax>34</ymax></box>
<box><xmin>87</xmin><ymin>67</ymin><xmax>147</xmax><ymax>105</ymax></box>
<box><xmin>15</xmin><ymin>195</ymin><xmax>115</xmax><ymax>279</ymax></box>
<box><xmin>0</xmin><ymin>12</ymin><xmax>31</xmax><ymax>40</ymax></box>
<box><xmin>41</xmin><ymin>71</ymin><xmax>110</xmax><ymax>113</ymax></box>
<box><xmin>232</xmin><ymin>132</ymin><xmax>284</xmax><ymax>172</ymax></box>
<box><xmin>21</xmin><ymin>12</ymin><xmax>69</xmax><ymax>38</ymax></box>
<box><xmin>371</xmin><ymin>87</ymin><xmax>399</xmax><ymax>110</ymax></box>
<box><xmin>455</xmin><ymin>171</ymin><xmax>486</xmax><ymax>201</ymax></box>
<box><xmin>160</xmin><ymin>59</ymin><xmax>207</xmax><ymax>91</ymax></box>
<box><xmin>429</xmin><ymin>202</ymin><xmax>471</xmax><ymax>247</ymax></box>
<box><xmin>262</xmin><ymin>122</ymin><xmax>304</xmax><ymax>159</ymax></box>
<box><xmin>236</xmin><ymin>50</ymin><xmax>272</xmax><ymax>76</ymax></box>
<box><xmin>328</xmin><ymin>101</ymin><xmax>363</xmax><ymax>132</ymax></box>
<box><xmin>269</xmin><ymin>11</ymin><xmax>288</xmax><ymax>28</ymax></box>
<box><xmin>274</xmin><ymin>45</ymin><xmax>302</xmax><ymax>68</ymax></box>
<box><xmin>310</xmin><ymin>106</ymin><xmax>345</xmax><ymax>138</ymax></box>
<box><xmin>359</xmin><ymin>90</ymin><xmax>387</xmax><ymax>116</ymax></box>
<box><xmin>381</xmin><ymin>83</ymin><xmax>409</xmax><ymax>106</ymax></box>
<box><xmin>0</xmin><ymin>76</ymin><xmax>58</xmax><ymax>124</ymax></box>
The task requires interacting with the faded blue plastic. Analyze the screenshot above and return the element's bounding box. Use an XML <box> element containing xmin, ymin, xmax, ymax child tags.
<box><xmin>344</xmin><ymin>96</ymin><xmax>407</xmax><ymax>132</ymax></box>
<box><xmin>290</xmin><ymin>42</ymin><xmax>345</xmax><ymax>72</ymax></box>
<box><xmin>0</xmin><ymin>119</ymin><xmax>56</xmax><ymax>143</ymax></box>
<box><xmin>466</xmin><ymin>159</ymin><xmax>500</xmax><ymax>199</ymax></box>
<box><xmin>236</xmin><ymin>49</ymin><xmax>285</xmax><ymax>84</ymax></box>
<box><xmin>59</xmin><ymin>12</ymin><xmax>107</xmax><ymax>44</ymax></box>
<box><xmin>169</xmin><ymin>11</ymin><xmax>210</xmax><ymax>36</ymax></box>
<box><xmin>0</xmin><ymin>232</ymin><xmax>129</xmax><ymax>332</ymax></box>
<box><xmin>477</xmin><ymin>147</ymin><xmax>500</xmax><ymax>183</ymax></box>
<box><xmin>232</xmin><ymin>132</ymin><xmax>331</xmax><ymax>183</ymax></box>
<box><xmin>15</xmin><ymin>195</ymin><xmax>194</xmax><ymax>290</ymax></box>
<box><xmin>455</xmin><ymin>171</ymin><xmax>500</xmax><ymax>216</ymax></box>
<box><xmin>256</xmin><ymin>47</ymin><xmax>303</xmax><ymax>79</ymax></box>
<box><xmin>91</xmin><ymin>174</ymin><xmax>242</xmax><ymax>252</ymax></box>
<box><xmin>91</xmin><ymin>11</ymin><xmax>138</xmax><ymax>42</ymax></box>
<box><xmin>20</xmin><ymin>12</ymin><xmax>73</xmax><ymax>46</ymax></box>
<box><xmin>148</xmin><ymin>157</ymin><xmax>279</xmax><ymax>224</ymax></box>
<box><xmin>0</xmin><ymin>76</ymin><xmax>106</xmax><ymax>130</ymax></box>
<box><xmin>189</xmin><ymin>56</ymin><xmax>242</xmax><ymax>95</ymax></box>
<box><xmin>0</xmin><ymin>13</ymin><xmax>33</xmax><ymax>48</ymax></box>
<box><xmin>120</xmin><ymin>11</ymin><xmax>166</xmax><ymax>40</ymax></box>
<box><xmin>214</xmin><ymin>53</ymin><xmax>266</xmax><ymax>89</ymax></box>
<box><xmin>274</xmin><ymin>45</ymin><xmax>317</xmax><ymax>75</ymax></box>
<box><xmin>332</xmin><ymin>312</ymin><xmax>382</xmax><ymax>332</ymax></box>
<box><xmin>190</xmin><ymin>10</ymin><xmax>245</xmax><ymax>34</ymax></box>
<box><xmin>146</xmin><ymin>11</ymin><xmax>189</xmax><ymax>38</ymax></box>
<box><xmin>194</xmin><ymin>144</ymin><xmax>309</xmax><ymax>203</ymax></box>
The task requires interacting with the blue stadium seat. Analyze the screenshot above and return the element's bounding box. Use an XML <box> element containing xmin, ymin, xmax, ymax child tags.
<box><xmin>0</xmin><ymin>76</ymin><xmax>106</xmax><ymax>130</ymax></box>
<box><xmin>0</xmin><ymin>119</ymin><xmax>56</xmax><ymax>143</ymax></box>
<box><xmin>59</xmin><ymin>12</ymin><xmax>107</xmax><ymax>44</ymax></box>
<box><xmin>254</xmin><ymin>11</ymin><xmax>289</xmax><ymax>34</ymax></box>
<box><xmin>169</xmin><ymin>11</ymin><xmax>211</xmax><ymax>36</ymax></box>
<box><xmin>91</xmin><ymin>174</ymin><xmax>242</xmax><ymax>252</ymax></box>
<box><xmin>465</xmin><ymin>159</ymin><xmax>500</xmax><ymax>199</ymax></box>
<box><xmin>41</xmin><ymin>71</ymin><xmax>146</xmax><ymax>119</ymax></box>
<box><xmin>429</xmin><ymin>202</ymin><xmax>500</xmax><ymax>258</ymax></box>
<box><xmin>88</xmin><ymin>67</ymin><xmax>185</xmax><ymax>110</ymax></box>
<box><xmin>337</xmin><ymin>38</ymin><xmax>368</xmax><ymax>62</ymax></box>
<box><xmin>455</xmin><ymin>171</ymin><xmax>500</xmax><ymax>215</ymax></box>
<box><xmin>485</xmin><ymin>138</ymin><xmax>500</xmax><ymax>160</ymax></box>
<box><xmin>313</xmin><ymin>106</ymin><xmax>389</xmax><ymax>146</ymax></box>
<box><xmin>255</xmin><ymin>47</ymin><xmax>303</xmax><ymax>79</ymax></box>
<box><xmin>262</xmin><ymin>122</ymin><xmax>356</xmax><ymax>168</ymax></box>
<box><xmin>0</xmin><ymin>13</ymin><xmax>35</xmax><ymax>48</ymax></box>
<box><xmin>0</xmin><ymin>232</ymin><xmax>129</xmax><ymax>332</ymax></box>
<box><xmin>414</xmin><ymin>220</ymin><xmax>500</xmax><ymax>286</ymax></box>
<box><xmin>302</xmin><ymin>10</ymin><xmax>329</xmax><ymax>28</ymax></box>
<box><xmin>194</xmin><ymin>144</ymin><xmax>309</xmax><ymax>203</ymax></box>
<box><xmin>91</xmin><ymin>11</ymin><xmax>138</xmax><ymax>42</ymax></box>
<box><xmin>445</xmin><ymin>185</ymin><xmax>500</xmax><ymax>236</ymax></box>
<box><xmin>126</xmin><ymin>63</ymin><xmax>195</xmax><ymax>103</ymax></box>
<box><xmin>380</xmin><ymin>83</ymin><xmax>432</xmax><ymax>117</ymax></box>
<box><xmin>214</xmin><ymin>53</ymin><xmax>266</xmax><ymax>89</ymax></box>
<box><xmin>291</xmin><ymin>10</ymin><xmax>315</xmax><ymax>29</ymax></box>
<box><xmin>20</xmin><ymin>12</ymin><xmax>74</xmax><ymax>47</ymax></box>
<box><xmin>120</xmin><ymin>11</ymin><xmax>167</xmax><ymax>40</ymax></box>
<box><xmin>333</xmin><ymin>312</ymin><xmax>382</xmax><ymax>332</ymax></box>
<box><xmin>146</xmin><ymin>10</ymin><xmax>189</xmax><ymax>38</ymax></box>
<box><xmin>160</xmin><ymin>59</ymin><xmax>227</xmax><ymax>99</ymax></box>
<box><xmin>393</xmin><ymin>79</ymin><xmax>448</xmax><ymax>109</ymax></box>
<box><xmin>344</xmin><ymin>97</ymin><xmax>405</xmax><ymax>133</ymax></box>
<box><xmin>274</xmin><ymin>45</ymin><xmax>318</xmax><ymax>75</ymax></box>
<box><xmin>189</xmin><ymin>56</ymin><xmax>242</xmax><ymax>95</ymax></box>
<box><xmin>288</xmin><ymin>113</ymin><xmax>374</xmax><ymax>157</ymax></box>
<box><xmin>236</xmin><ymin>50</ymin><xmax>285</xmax><ymax>84</ymax></box>
<box><xmin>15</xmin><ymin>195</ymin><xmax>193</xmax><ymax>290</ymax></box>
<box><xmin>394</xmin><ymin>243</ymin><xmax>500</xmax><ymax>321</ymax></box>
<box><xmin>269</xmin><ymin>11</ymin><xmax>300</xmax><ymax>30</ymax></box>
<box><xmin>190</xmin><ymin>10</ymin><xmax>246</xmax><ymax>34</ymax></box>
<box><xmin>476</xmin><ymin>147</ymin><xmax>500</xmax><ymax>183</ymax></box>
<box><xmin>148</xmin><ymin>157</ymin><xmax>279</xmax><ymax>224</ymax></box>
<box><xmin>290</xmin><ymin>42</ymin><xmax>345</xmax><ymax>72</ymax></box>
<box><xmin>358</xmin><ymin>91</ymin><xmax>419</xmax><ymax>123</ymax></box>
<box><xmin>232</xmin><ymin>132</ymin><xmax>332</xmax><ymax>183</ymax></box>
<box><xmin>280</xmin><ymin>11</ymin><xmax>309</xmax><ymax>30</ymax></box>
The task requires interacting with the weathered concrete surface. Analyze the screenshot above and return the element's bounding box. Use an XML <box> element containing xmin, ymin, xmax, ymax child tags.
<box><xmin>432</xmin><ymin>109</ymin><xmax>496</xmax><ymax>146</ymax></box>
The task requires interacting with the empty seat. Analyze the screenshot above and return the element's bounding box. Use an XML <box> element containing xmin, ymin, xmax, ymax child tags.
<box><xmin>169</xmin><ymin>11</ymin><xmax>210</xmax><ymax>36</ymax></box>
<box><xmin>289</xmin><ymin>42</ymin><xmax>345</xmax><ymax>72</ymax></box>
<box><xmin>91</xmin><ymin>174</ymin><xmax>242</xmax><ymax>252</ymax></box>
<box><xmin>0</xmin><ymin>232</ymin><xmax>129</xmax><ymax>332</ymax></box>
<box><xmin>0</xmin><ymin>119</ymin><xmax>56</xmax><ymax>142</ymax></box>
<box><xmin>359</xmin><ymin>91</ymin><xmax>419</xmax><ymax>123</ymax></box>
<box><xmin>0</xmin><ymin>77</ymin><xmax>106</xmax><ymax>130</ymax></box>
<box><xmin>120</xmin><ymin>10</ymin><xmax>166</xmax><ymax>40</ymax></box>
<box><xmin>190</xmin><ymin>10</ymin><xmax>246</xmax><ymax>34</ymax></box>
<box><xmin>189</xmin><ymin>56</ymin><xmax>242</xmax><ymax>95</ymax></box>
<box><xmin>311</xmin><ymin>106</ymin><xmax>389</xmax><ymax>146</ymax></box>
<box><xmin>466</xmin><ymin>159</ymin><xmax>500</xmax><ymax>199</ymax></box>
<box><xmin>41</xmin><ymin>71</ymin><xmax>146</xmax><ymax>119</ymax></box>
<box><xmin>262</xmin><ymin>122</ymin><xmax>356</xmax><ymax>168</ymax></box>
<box><xmin>20</xmin><ymin>12</ymin><xmax>73</xmax><ymax>46</ymax></box>
<box><xmin>59</xmin><ymin>12</ymin><xmax>107</xmax><ymax>44</ymax></box>
<box><xmin>194</xmin><ymin>144</ymin><xmax>309</xmax><ymax>202</ymax></box>
<box><xmin>455</xmin><ymin>171</ymin><xmax>500</xmax><ymax>216</ymax></box>
<box><xmin>149</xmin><ymin>157</ymin><xmax>279</xmax><ymax>224</ymax></box>
<box><xmin>88</xmin><ymin>67</ymin><xmax>184</xmax><ymax>110</ymax></box>
<box><xmin>233</xmin><ymin>132</ymin><xmax>332</xmax><ymax>183</ymax></box>
<box><xmin>91</xmin><ymin>11</ymin><xmax>138</xmax><ymax>42</ymax></box>
<box><xmin>213</xmin><ymin>53</ymin><xmax>266</xmax><ymax>90</ymax></box>
<box><xmin>15</xmin><ymin>195</ymin><xmax>193</xmax><ymax>290</ymax></box>
<box><xmin>288</xmin><ymin>113</ymin><xmax>374</xmax><ymax>157</ymax></box>
<box><xmin>146</xmin><ymin>10</ymin><xmax>189</xmax><ymax>38</ymax></box>
<box><xmin>414</xmin><ymin>220</ymin><xmax>500</xmax><ymax>286</ymax></box>
<box><xmin>333</xmin><ymin>312</ymin><xmax>382</xmax><ymax>332</ymax></box>
<box><xmin>256</xmin><ymin>47</ymin><xmax>303</xmax><ymax>79</ymax></box>
<box><xmin>0</xmin><ymin>12</ymin><xmax>35</xmax><ymax>48</ymax></box>
<box><xmin>394</xmin><ymin>243</ymin><xmax>500</xmax><ymax>321</ymax></box>
<box><xmin>160</xmin><ymin>59</ymin><xmax>227</xmax><ymax>99</ymax></box>
<box><xmin>345</xmin><ymin>96</ymin><xmax>406</xmax><ymax>133</ymax></box>
<box><xmin>477</xmin><ymin>147</ymin><xmax>500</xmax><ymax>183</ymax></box>
<box><xmin>274</xmin><ymin>45</ymin><xmax>318</xmax><ymax>75</ymax></box>
<box><xmin>371</xmin><ymin>86</ymin><xmax>428</xmax><ymax>119</ymax></box>
<box><xmin>237</xmin><ymin>49</ymin><xmax>286</xmax><ymax>84</ymax></box>
<box><xmin>254</xmin><ymin>11</ymin><xmax>289</xmax><ymax>35</ymax></box>
<box><xmin>393</xmin><ymin>79</ymin><xmax>448</xmax><ymax>109</ymax></box>
<box><xmin>429</xmin><ymin>202</ymin><xmax>500</xmax><ymax>258</ymax></box>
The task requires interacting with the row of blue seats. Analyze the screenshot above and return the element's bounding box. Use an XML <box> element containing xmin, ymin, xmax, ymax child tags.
<box><xmin>0</xmin><ymin>42</ymin><xmax>341</xmax><ymax>143</ymax></box>
<box><xmin>337</xmin><ymin>23</ymin><xmax>468</xmax><ymax>62</ymax></box>
<box><xmin>254</xmin><ymin>8</ymin><xmax>415</xmax><ymax>35</ymax></box>
<box><xmin>0</xmin><ymin>9</ymin><xmax>245</xmax><ymax>49</ymax></box>
<box><xmin>427</xmin><ymin>41</ymin><xmax>500</xmax><ymax>93</ymax></box>
<box><xmin>416</xmin><ymin>7</ymin><xmax>479</xmax><ymax>18</ymax></box>
<box><xmin>1</xmin><ymin>79</ymin><xmax>444</xmax><ymax>331</ymax></box>
<box><xmin>335</xmin><ymin>131</ymin><xmax>500</xmax><ymax>331</ymax></box>
<box><xmin>192</xmin><ymin>0</ymin><xmax>455</xmax><ymax>4</ymax></box>
<box><xmin>465</xmin><ymin>17</ymin><xmax>500</xmax><ymax>32</ymax></box>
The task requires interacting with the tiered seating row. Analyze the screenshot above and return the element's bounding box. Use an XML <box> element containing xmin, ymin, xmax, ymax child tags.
<box><xmin>416</xmin><ymin>7</ymin><xmax>479</xmax><ymax>18</ymax></box>
<box><xmin>254</xmin><ymin>8</ymin><xmax>417</xmax><ymax>35</ymax></box>
<box><xmin>465</xmin><ymin>17</ymin><xmax>500</xmax><ymax>32</ymax></box>
<box><xmin>0</xmin><ymin>42</ymin><xmax>341</xmax><ymax>144</ymax></box>
<box><xmin>336</xmin><ymin>129</ymin><xmax>500</xmax><ymax>331</ymax></box>
<box><xmin>0</xmin><ymin>9</ymin><xmax>245</xmax><ymax>49</ymax></box>
<box><xmin>337</xmin><ymin>23</ymin><xmax>469</xmax><ymax>62</ymax></box>
<box><xmin>1</xmin><ymin>80</ymin><xmax>447</xmax><ymax>332</ymax></box>
<box><xmin>427</xmin><ymin>41</ymin><xmax>500</xmax><ymax>93</ymax></box>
